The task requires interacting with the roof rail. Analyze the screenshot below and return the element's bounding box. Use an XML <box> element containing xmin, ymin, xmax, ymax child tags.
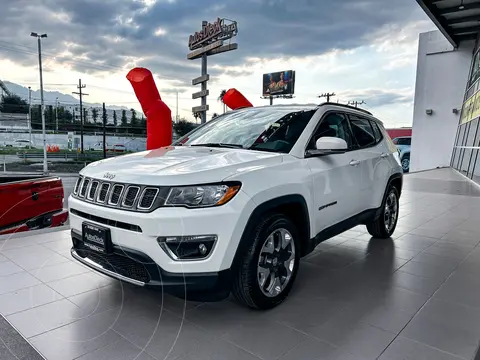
<box><xmin>316</xmin><ymin>102</ymin><xmax>372</xmax><ymax>116</ymax></box>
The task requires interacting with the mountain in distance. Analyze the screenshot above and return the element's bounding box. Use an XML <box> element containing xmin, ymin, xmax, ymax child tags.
<box><xmin>3</xmin><ymin>81</ymin><xmax>133</xmax><ymax>112</ymax></box>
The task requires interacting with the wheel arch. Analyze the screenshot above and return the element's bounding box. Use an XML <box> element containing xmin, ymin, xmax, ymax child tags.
<box><xmin>374</xmin><ymin>172</ymin><xmax>403</xmax><ymax>221</ymax></box>
<box><xmin>231</xmin><ymin>194</ymin><xmax>311</xmax><ymax>270</ymax></box>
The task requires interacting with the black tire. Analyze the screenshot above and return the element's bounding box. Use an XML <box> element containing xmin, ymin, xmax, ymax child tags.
<box><xmin>401</xmin><ymin>153</ymin><xmax>410</xmax><ymax>172</ymax></box>
<box><xmin>232</xmin><ymin>214</ymin><xmax>300</xmax><ymax>310</ymax></box>
<box><xmin>367</xmin><ymin>186</ymin><xmax>400</xmax><ymax>239</ymax></box>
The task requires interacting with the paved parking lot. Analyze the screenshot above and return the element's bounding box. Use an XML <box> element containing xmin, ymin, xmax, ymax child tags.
<box><xmin>1</xmin><ymin>168</ymin><xmax>480</xmax><ymax>360</ymax></box>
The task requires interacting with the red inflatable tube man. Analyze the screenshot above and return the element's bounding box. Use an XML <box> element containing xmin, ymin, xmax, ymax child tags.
<box><xmin>126</xmin><ymin>68</ymin><xmax>172</xmax><ymax>150</ymax></box>
<box><xmin>222</xmin><ymin>88</ymin><xmax>253</xmax><ymax>110</ymax></box>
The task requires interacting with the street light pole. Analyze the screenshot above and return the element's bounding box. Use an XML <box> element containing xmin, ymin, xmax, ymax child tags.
<box><xmin>28</xmin><ymin>86</ymin><xmax>32</xmax><ymax>150</ymax></box>
<box><xmin>31</xmin><ymin>32</ymin><xmax>48</xmax><ymax>174</ymax></box>
<box><xmin>55</xmin><ymin>97</ymin><xmax>58</xmax><ymax>132</ymax></box>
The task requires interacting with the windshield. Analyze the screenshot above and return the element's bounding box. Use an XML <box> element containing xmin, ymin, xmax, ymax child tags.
<box><xmin>175</xmin><ymin>107</ymin><xmax>316</xmax><ymax>153</ymax></box>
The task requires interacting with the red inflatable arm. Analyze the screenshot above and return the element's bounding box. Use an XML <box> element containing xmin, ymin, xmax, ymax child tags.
<box><xmin>223</xmin><ymin>88</ymin><xmax>253</xmax><ymax>110</ymax></box>
<box><xmin>126</xmin><ymin>68</ymin><xmax>172</xmax><ymax>150</ymax></box>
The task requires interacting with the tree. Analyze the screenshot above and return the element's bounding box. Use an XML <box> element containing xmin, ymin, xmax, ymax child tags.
<box><xmin>218</xmin><ymin>89</ymin><xmax>227</xmax><ymax>113</ymax></box>
<box><xmin>63</xmin><ymin>109</ymin><xmax>73</xmax><ymax>124</ymax></box>
<box><xmin>0</xmin><ymin>94</ymin><xmax>29</xmax><ymax>114</ymax></box>
<box><xmin>31</xmin><ymin>105</ymin><xmax>42</xmax><ymax>130</ymax></box>
<box><xmin>91</xmin><ymin>108</ymin><xmax>99</xmax><ymax>124</ymax></box>
<box><xmin>140</xmin><ymin>115</ymin><xmax>146</xmax><ymax>135</ymax></box>
<box><xmin>130</xmin><ymin>108</ymin><xmax>138</xmax><ymax>129</ymax></box>
<box><xmin>102</xmin><ymin>105</ymin><xmax>107</xmax><ymax>127</ymax></box>
<box><xmin>113</xmin><ymin>110</ymin><xmax>118</xmax><ymax>127</ymax></box>
<box><xmin>44</xmin><ymin>105</ymin><xmax>54</xmax><ymax>130</ymax></box>
<box><xmin>121</xmin><ymin>109</ymin><xmax>128</xmax><ymax>133</ymax></box>
<box><xmin>83</xmin><ymin>108</ymin><xmax>88</xmax><ymax>124</ymax></box>
<box><xmin>173</xmin><ymin>119</ymin><xmax>196</xmax><ymax>137</ymax></box>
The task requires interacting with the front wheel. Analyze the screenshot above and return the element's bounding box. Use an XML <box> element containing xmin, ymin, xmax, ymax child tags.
<box><xmin>232</xmin><ymin>214</ymin><xmax>300</xmax><ymax>310</ymax></box>
<box><xmin>367</xmin><ymin>186</ymin><xmax>399</xmax><ymax>239</ymax></box>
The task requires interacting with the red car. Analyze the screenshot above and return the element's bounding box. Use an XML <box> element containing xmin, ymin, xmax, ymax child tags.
<box><xmin>0</xmin><ymin>175</ymin><xmax>68</xmax><ymax>235</ymax></box>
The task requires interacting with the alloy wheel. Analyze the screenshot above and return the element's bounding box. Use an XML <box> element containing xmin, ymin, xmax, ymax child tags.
<box><xmin>257</xmin><ymin>228</ymin><xmax>295</xmax><ymax>297</ymax></box>
<box><xmin>384</xmin><ymin>191</ymin><xmax>398</xmax><ymax>233</ymax></box>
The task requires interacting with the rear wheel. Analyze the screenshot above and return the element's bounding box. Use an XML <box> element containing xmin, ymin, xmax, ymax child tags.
<box><xmin>367</xmin><ymin>186</ymin><xmax>399</xmax><ymax>239</ymax></box>
<box><xmin>232</xmin><ymin>214</ymin><xmax>300</xmax><ymax>309</ymax></box>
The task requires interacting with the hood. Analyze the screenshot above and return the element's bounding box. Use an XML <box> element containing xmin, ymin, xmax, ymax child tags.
<box><xmin>80</xmin><ymin>146</ymin><xmax>284</xmax><ymax>185</ymax></box>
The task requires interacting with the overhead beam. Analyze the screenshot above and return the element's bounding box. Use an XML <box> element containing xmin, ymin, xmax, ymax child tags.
<box><xmin>449</xmin><ymin>15</ymin><xmax>480</xmax><ymax>25</ymax></box>
<box><xmin>439</xmin><ymin>3</ymin><xmax>480</xmax><ymax>15</ymax></box>
<box><xmin>415</xmin><ymin>0</ymin><xmax>457</xmax><ymax>47</ymax></box>
<box><xmin>457</xmin><ymin>33</ymin><xmax>479</xmax><ymax>41</ymax></box>
<box><xmin>453</xmin><ymin>25</ymin><xmax>480</xmax><ymax>35</ymax></box>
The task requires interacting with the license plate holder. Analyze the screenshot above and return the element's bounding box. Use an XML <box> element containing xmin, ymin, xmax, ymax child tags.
<box><xmin>82</xmin><ymin>222</ymin><xmax>113</xmax><ymax>254</ymax></box>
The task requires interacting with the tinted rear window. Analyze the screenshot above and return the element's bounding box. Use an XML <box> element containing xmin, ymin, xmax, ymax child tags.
<box><xmin>397</xmin><ymin>137</ymin><xmax>411</xmax><ymax>145</ymax></box>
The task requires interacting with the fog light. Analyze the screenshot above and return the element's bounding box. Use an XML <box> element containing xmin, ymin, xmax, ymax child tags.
<box><xmin>198</xmin><ymin>243</ymin><xmax>207</xmax><ymax>255</ymax></box>
<box><xmin>157</xmin><ymin>235</ymin><xmax>217</xmax><ymax>260</ymax></box>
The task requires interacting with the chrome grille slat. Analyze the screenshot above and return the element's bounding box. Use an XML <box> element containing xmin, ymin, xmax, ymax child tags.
<box><xmin>80</xmin><ymin>179</ymin><xmax>90</xmax><ymax>197</ymax></box>
<box><xmin>97</xmin><ymin>183</ymin><xmax>110</xmax><ymax>203</ymax></box>
<box><xmin>122</xmin><ymin>186</ymin><xmax>140</xmax><ymax>208</ymax></box>
<box><xmin>108</xmin><ymin>184</ymin><xmax>124</xmax><ymax>205</ymax></box>
<box><xmin>74</xmin><ymin>177</ymin><xmax>82</xmax><ymax>195</ymax></box>
<box><xmin>87</xmin><ymin>181</ymin><xmax>99</xmax><ymax>200</ymax></box>
<box><xmin>138</xmin><ymin>188</ymin><xmax>159</xmax><ymax>210</ymax></box>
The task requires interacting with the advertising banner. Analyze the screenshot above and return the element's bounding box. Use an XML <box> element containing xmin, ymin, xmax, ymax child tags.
<box><xmin>262</xmin><ymin>70</ymin><xmax>295</xmax><ymax>97</ymax></box>
<box><xmin>460</xmin><ymin>90</ymin><xmax>480</xmax><ymax>124</ymax></box>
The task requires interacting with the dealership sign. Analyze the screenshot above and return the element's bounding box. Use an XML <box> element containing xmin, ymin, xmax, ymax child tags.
<box><xmin>188</xmin><ymin>18</ymin><xmax>238</xmax><ymax>51</ymax></box>
<box><xmin>188</xmin><ymin>18</ymin><xmax>239</xmax><ymax>124</ymax></box>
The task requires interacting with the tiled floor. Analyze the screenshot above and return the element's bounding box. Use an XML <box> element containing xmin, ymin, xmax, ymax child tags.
<box><xmin>1</xmin><ymin>168</ymin><xmax>480</xmax><ymax>359</ymax></box>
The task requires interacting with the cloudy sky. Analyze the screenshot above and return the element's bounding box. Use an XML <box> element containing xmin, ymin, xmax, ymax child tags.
<box><xmin>0</xmin><ymin>0</ymin><xmax>435</xmax><ymax>127</ymax></box>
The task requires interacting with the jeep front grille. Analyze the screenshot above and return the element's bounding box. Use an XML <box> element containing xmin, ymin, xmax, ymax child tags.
<box><xmin>73</xmin><ymin>176</ymin><xmax>167</xmax><ymax>212</ymax></box>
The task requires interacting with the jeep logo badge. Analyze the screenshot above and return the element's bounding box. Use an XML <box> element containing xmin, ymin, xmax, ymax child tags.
<box><xmin>103</xmin><ymin>172</ymin><xmax>115</xmax><ymax>180</ymax></box>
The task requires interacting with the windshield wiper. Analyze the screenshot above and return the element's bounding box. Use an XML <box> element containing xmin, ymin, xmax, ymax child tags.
<box><xmin>190</xmin><ymin>143</ymin><xmax>244</xmax><ymax>149</ymax></box>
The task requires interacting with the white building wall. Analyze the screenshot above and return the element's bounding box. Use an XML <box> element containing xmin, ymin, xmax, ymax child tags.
<box><xmin>411</xmin><ymin>30</ymin><xmax>474</xmax><ymax>172</ymax></box>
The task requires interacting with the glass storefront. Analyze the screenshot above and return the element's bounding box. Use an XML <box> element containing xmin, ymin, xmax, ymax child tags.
<box><xmin>452</xmin><ymin>44</ymin><xmax>480</xmax><ymax>184</ymax></box>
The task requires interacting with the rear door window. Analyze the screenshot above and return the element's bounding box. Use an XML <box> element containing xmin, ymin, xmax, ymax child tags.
<box><xmin>348</xmin><ymin>115</ymin><xmax>376</xmax><ymax>148</ymax></box>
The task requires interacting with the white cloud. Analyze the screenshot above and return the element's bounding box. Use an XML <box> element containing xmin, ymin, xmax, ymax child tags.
<box><xmin>154</xmin><ymin>27</ymin><xmax>167</xmax><ymax>36</ymax></box>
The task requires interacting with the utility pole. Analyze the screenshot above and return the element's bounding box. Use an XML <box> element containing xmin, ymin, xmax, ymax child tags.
<box><xmin>72</xmin><ymin>79</ymin><xmax>88</xmax><ymax>154</ymax></box>
<box><xmin>102</xmin><ymin>103</ymin><xmax>107</xmax><ymax>159</ymax></box>
<box><xmin>348</xmin><ymin>100</ymin><xmax>366</xmax><ymax>108</ymax></box>
<box><xmin>318</xmin><ymin>92</ymin><xmax>336</xmax><ymax>103</ymax></box>
<box><xmin>55</xmin><ymin>97</ymin><xmax>59</xmax><ymax>132</ymax></box>
<box><xmin>31</xmin><ymin>32</ymin><xmax>48</xmax><ymax>174</ymax></box>
<box><xmin>28</xmin><ymin>87</ymin><xmax>32</xmax><ymax>149</ymax></box>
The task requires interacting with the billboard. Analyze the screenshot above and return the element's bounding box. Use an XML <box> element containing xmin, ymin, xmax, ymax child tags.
<box><xmin>262</xmin><ymin>70</ymin><xmax>295</xmax><ymax>96</ymax></box>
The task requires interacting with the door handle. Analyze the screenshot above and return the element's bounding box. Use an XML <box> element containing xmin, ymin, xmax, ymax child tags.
<box><xmin>381</xmin><ymin>153</ymin><xmax>389</xmax><ymax>158</ymax></box>
<box><xmin>349</xmin><ymin>160</ymin><xmax>360</xmax><ymax>166</ymax></box>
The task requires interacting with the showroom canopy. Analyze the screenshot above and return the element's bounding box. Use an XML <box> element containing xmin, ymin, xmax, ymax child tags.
<box><xmin>417</xmin><ymin>0</ymin><xmax>480</xmax><ymax>47</ymax></box>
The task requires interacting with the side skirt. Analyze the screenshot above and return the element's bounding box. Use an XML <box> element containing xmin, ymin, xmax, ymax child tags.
<box><xmin>303</xmin><ymin>208</ymin><xmax>377</xmax><ymax>257</ymax></box>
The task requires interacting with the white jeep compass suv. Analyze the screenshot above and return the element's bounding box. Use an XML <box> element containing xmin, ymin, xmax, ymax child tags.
<box><xmin>69</xmin><ymin>103</ymin><xmax>403</xmax><ymax>309</ymax></box>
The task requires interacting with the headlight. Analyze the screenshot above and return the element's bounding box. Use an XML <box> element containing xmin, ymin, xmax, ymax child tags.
<box><xmin>165</xmin><ymin>183</ymin><xmax>241</xmax><ymax>208</ymax></box>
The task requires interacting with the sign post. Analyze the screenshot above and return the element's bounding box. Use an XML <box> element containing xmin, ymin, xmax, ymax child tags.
<box><xmin>188</xmin><ymin>18</ymin><xmax>238</xmax><ymax>124</ymax></box>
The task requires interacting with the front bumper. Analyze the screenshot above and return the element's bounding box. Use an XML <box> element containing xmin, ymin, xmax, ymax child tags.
<box><xmin>68</xmin><ymin>189</ymin><xmax>254</xmax><ymax>274</ymax></box>
<box><xmin>71</xmin><ymin>230</ymin><xmax>232</xmax><ymax>300</ymax></box>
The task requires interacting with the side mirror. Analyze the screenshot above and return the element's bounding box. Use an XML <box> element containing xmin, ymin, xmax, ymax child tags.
<box><xmin>306</xmin><ymin>137</ymin><xmax>348</xmax><ymax>157</ymax></box>
<box><xmin>315</xmin><ymin>137</ymin><xmax>348</xmax><ymax>151</ymax></box>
